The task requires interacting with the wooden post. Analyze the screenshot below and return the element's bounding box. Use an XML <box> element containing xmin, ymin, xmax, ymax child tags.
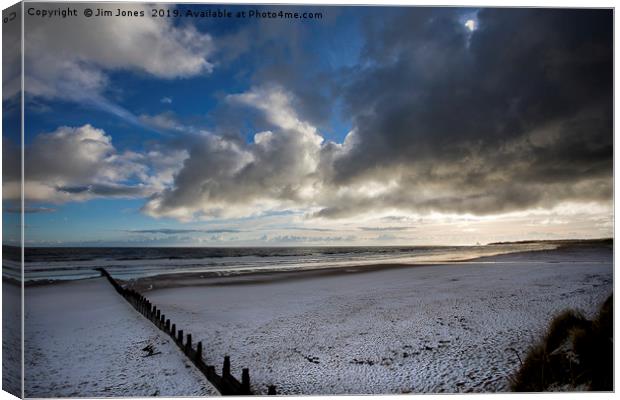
<box><xmin>223</xmin><ymin>356</ymin><xmax>231</xmax><ymax>377</ymax></box>
<box><xmin>171</xmin><ymin>324</ymin><xmax>176</xmax><ymax>337</ymax></box>
<box><xmin>177</xmin><ymin>329</ymin><xmax>183</xmax><ymax>344</ymax></box>
<box><xmin>160</xmin><ymin>314</ymin><xmax>165</xmax><ymax>329</ymax></box>
<box><xmin>165</xmin><ymin>319</ymin><xmax>170</xmax><ymax>332</ymax></box>
<box><xmin>186</xmin><ymin>334</ymin><xmax>192</xmax><ymax>353</ymax></box>
<box><xmin>196</xmin><ymin>341</ymin><xmax>202</xmax><ymax>360</ymax></box>
<box><xmin>242</xmin><ymin>368</ymin><xmax>250</xmax><ymax>393</ymax></box>
<box><xmin>156</xmin><ymin>309</ymin><xmax>161</xmax><ymax>320</ymax></box>
<box><xmin>268</xmin><ymin>385</ymin><xmax>277</xmax><ymax>395</ymax></box>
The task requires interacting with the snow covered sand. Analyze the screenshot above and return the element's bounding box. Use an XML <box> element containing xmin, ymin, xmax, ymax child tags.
<box><xmin>145</xmin><ymin>244</ymin><xmax>612</xmax><ymax>394</ymax></box>
<box><xmin>3</xmin><ymin>280</ymin><xmax>22</xmax><ymax>397</ymax></box>
<box><xmin>24</xmin><ymin>278</ymin><xmax>219</xmax><ymax>397</ymax></box>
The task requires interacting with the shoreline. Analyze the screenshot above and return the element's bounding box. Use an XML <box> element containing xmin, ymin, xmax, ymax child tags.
<box><xmin>128</xmin><ymin>240</ymin><xmax>613</xmax><ymax>291</ymax></box>
<box><xmin>126</xmin><ymin>256</ymin><xmax>556</xmax><ymax>292</ymax></box>
<box><xmin>19</xmin><ymin>239</ymin><xmax>612</xmax><ymax>290</ymax></box>
<box><xmin>128</xmin><ymin>261</ymin><xmax>436</xmax><ymax>291</ymax></box>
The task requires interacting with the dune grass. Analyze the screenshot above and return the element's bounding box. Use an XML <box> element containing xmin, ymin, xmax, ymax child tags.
<box><xmin>510</xmin><ymin>295</ymin><xmax>613</xmax><ymax>392</ymax></box>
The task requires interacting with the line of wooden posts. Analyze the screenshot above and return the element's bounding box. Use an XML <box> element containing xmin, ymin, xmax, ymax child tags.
<box><xmin>96</xmin><ymin>268</ymin><xmax>277</xmax><ymax>395</ymax></box>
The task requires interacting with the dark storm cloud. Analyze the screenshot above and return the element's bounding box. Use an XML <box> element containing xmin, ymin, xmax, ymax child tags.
<box><xmin>315</xmin><ymin>8</ymin><xmax>612</xmax><ymax>217</ymax></box>
<box><xmin>14</xmin><ymin>7</ymin><xmax>612</xmax><ymax>231</ymax></box>
<box><xmin>144</xmin><ymin>8</ymin><xmax>612</xmax><ymax>221</ymax></box>
<box><xmin>212</xmin><ymin>7</ymin><xmax>343</xmax><ymax>131</ymax></box>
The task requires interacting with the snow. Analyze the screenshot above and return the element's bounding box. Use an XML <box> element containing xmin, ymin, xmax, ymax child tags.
<box><xmin>145</xmin><ymin>246</ymin><xmax>613</xmax><ymax>394</ymax></box>
<box><xmin>24</xmin><ymin>278</ymin><xmax>219</xmax><ymax>397</ymax></box>
<box><xmin>2</xmin><ymin>280</ymin><xmax>22</xmax><ymax>397</ymax></box>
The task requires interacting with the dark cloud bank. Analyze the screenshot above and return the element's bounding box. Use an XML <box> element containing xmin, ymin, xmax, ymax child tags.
<box><xmin>317</xmin><ymin>8</ymin><xmax>612</xmax><ymax>217</ymax></box>
<box><xmin>147</xmin><ymin>8</ymin><xmax>612</xmax><ymax>220</ymax></box>
<box><xmin>13</xmin><ymin>8</ymin><xmax>612</xmax><ymax>222</ymax></box>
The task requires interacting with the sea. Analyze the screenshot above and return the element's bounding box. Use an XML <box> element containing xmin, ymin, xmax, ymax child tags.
<box><xmin>4</xmin><ymin>243</ymin><xmax>560</xmax><ymax>283</ymax></box>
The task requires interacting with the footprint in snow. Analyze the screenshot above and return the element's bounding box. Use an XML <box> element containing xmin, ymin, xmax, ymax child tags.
<box><xmin>305</xmin><ymin>355</ymin><xmax>320</xmax><ymax>364</ymax></box>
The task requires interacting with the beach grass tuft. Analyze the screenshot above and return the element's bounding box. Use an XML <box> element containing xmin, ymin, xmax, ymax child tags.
<box><xmin>510</xmin><ymin>294</ymin><xmax>613</xmax><ymax>392</ymax></box>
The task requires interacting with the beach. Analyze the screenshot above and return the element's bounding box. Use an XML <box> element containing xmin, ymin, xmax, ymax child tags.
<box><xmin>22</xmin><ymin>242</ymin><xmax>612</xmax><ymax>395</ymax></box>
<box><xmin>24</xmin><ymin>278</ymin><xmax>219</xmax><ymax>397</ymax></box>
<box><xmin>9</xmin><ymin>4</ymin><xmax>612</xmax><ymax>396</ymax></box>
<box><xmin>3</xmin><ymin>279</ymin><xmax>22</xmax><ymax>397</ymax></box>
<box><xmin>144</xmin><ymin>244</ymin><xmax>612</xmax><ymax>394</ymax></box>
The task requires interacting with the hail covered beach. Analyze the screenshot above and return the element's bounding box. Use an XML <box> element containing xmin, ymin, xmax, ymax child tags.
<box><xmin>1</xmin><ymin>3</ymin><xmax>613</xmax><ymax>398</ymax></box>
<box><xmin>18</xmin><ymin>240</ymin><xmax>612</xmax><ymax>395</ymax></box>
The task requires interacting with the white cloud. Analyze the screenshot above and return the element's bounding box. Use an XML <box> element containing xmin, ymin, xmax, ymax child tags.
<box><xmin>139</xmin><ymin>83</ymin><xmax>612</xmax><ymax>240</ymax></box>
<box><xmin>3</xmin><ymin>125</ymin><xmax>159</xmax><ymax>203</ymax></box>
<box><xmin>139</xmin><ymin>112</ymin><xmax>189</xmax><ymax>133</ymax></box>
<box><xmin>29</xmin><ymin>125</ymin><xmax>147</xmax><ymax>183</ymax></box>
<box><xmin>12</xmin><ymin>93</ymin><xmax>609</xmax><ymax>246</ymax></box>
<box><xmin>262</xmin><ymin>234</ymin><xmax>356</xmax><ymax>243</ymax></box>
<box><xmin>142</xmin><ymin>148</ymin><xmax>189</xmax><ymax>191</ymax></box>
<box><xmin>227</xmin><ymin>85</ymin><xmax>321</xmax><ymax>140</ymax></box>
<box><xmin>143</xmin><ymin>85</ymin><xmax>325</xmax><ymax>221</ymax></box>
<box><xmin>23</xmin><ymin>4</ymin><xmax>214</xmax><ymax>104</ymax></box>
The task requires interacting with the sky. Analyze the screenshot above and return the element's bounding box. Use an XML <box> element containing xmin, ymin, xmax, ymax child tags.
<box><xmin>2</xmin><ymin>4</ymin><xmax>613</xmax><ymax>246</ymax></box>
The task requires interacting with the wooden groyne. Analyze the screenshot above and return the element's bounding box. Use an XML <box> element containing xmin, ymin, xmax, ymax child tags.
<box><xmin>96</xmin><ymin>268</ymin><xmax>263</xmax><ymax>395</ymax></box>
